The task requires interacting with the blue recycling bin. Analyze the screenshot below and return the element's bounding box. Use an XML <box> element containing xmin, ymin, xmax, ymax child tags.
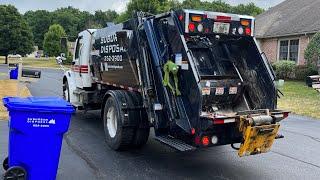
<box><xmin>2</xmin><ymin>97</ymin><xmax>75</xmax><ymax>180</ymax></box>
<box><xmin>9</xmin><ymin>66</ymin><xmax>18</xmax><ymax>80</ymax></box>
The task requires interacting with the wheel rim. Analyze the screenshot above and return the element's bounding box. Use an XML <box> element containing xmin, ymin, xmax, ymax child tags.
<box><xmin>106</xmin><ymin>107</ymin><xmax>117</xmax><ymax>138</ymax></box>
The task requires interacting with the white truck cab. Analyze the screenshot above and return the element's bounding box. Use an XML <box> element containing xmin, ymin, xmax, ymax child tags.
<box><xmin>63</xmin><ymin>29</ymin><xmax>96</xmax><ymax>107</ymax></box>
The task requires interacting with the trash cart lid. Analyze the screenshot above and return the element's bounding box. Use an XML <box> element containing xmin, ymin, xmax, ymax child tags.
<box><xmin>3</xmin><ymin>97</ymin><xmax>75</xmax><ymax>113</ymax></box>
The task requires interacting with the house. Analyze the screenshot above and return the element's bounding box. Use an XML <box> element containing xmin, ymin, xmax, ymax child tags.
<box><xmin>255</xmin><ymin>0</ymin><xmax>320</xmax><ymax>65</ymax></box>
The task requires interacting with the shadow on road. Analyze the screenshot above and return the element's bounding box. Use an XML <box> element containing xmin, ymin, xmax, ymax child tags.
<box><xmin>64</xmin><ymin>110</ymin><xmax>261</xmax><ymax>180</ymax></box>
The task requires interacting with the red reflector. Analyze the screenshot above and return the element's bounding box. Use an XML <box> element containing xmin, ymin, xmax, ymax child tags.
<box><xmin>283</xmin><ymin>112</ymin><xmax>289</xmax><ymax>118</ymax></box>
<box><xmin>179</xmin><ymin>15</ymin><xmax>184</xmax><ymax>21</ymax></box>
<box><xmin>189</xmin><ymin>23</ymin><xmax>195</xmax><ymax>32</ymax></box>
<box><xmin>245</xmin><ymin>27</ymin><xmax>251</xmax><ymax>35</ymax></box>
<box><xmin>213</xmin><ymin>119</ymin><xmax>225</xmax><ymax>125</ymax></box>
<box><xmin>202</xmin><ymin>136</ymin><xmax>210</xmax><ymax>146</ymax></box>
<box><xmin>194</xmin><ymin>136</ymin><xmax>201</xmax><ymax>145</ymax></box>
<box><xmin>216</xmin><ymin>15</ymin><xmax>231</xmax><ymax>22</ymax></box>
<box><xmin>191</xmin><ymin>128</ymin><xmax>196</xmax><ymax>135</ymax></box>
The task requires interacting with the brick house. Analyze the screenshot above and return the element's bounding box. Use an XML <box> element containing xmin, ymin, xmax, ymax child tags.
<box><xmin>255</xmin><ymin>0</ymin><xmax>320</xmax><ymax>65</ymax></box>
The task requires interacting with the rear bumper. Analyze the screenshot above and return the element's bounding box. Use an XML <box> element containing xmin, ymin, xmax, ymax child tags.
<box><xmin>192</xmin><ymin>109</ymin><xmax>290</xmax><ymax>156</ymax></box>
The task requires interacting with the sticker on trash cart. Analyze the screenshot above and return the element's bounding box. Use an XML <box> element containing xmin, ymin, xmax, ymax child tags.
<box><xmin>27</xmin><ymin>118</ymin><xmax>56</xmax><ymax>128</ymax></box>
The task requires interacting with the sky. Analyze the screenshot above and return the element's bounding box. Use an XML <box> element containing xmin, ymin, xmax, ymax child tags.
<box><xmin>0</xmin><ymin>0</ymin><xmax>286</xmax><ymax>14</ymax></box>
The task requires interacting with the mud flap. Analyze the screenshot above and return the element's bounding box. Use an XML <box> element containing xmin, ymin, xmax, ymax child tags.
<box><xmin>238</xmin><ymin>123</ymin><xmax>280</xmax><ymax>157</ymax></box>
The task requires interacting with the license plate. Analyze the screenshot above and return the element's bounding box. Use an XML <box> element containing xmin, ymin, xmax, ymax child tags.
<box><xmin>213</xmin><ymin>22</ymin><xmax>230</xmax><ymax>34</ymax></box>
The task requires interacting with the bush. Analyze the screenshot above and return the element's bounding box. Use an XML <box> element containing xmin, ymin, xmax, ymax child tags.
<box><xmin>305</xmin><ymin>32</ymin><xmax>320</xmax><ymax>66</ymax></box>
<box><xmin>295</xmin><ymin>65</ymin><xmax>319</xmax><ymax>80</ymax></box>
<box><xmin>273</xmin><ymin>61</ymin><xmax>296</xmax><ymax>79</ymax></box>
<box><xmin>64</xmin><ymin>51</ymin><xmax>73</xmax><ymax>65</ymax></box>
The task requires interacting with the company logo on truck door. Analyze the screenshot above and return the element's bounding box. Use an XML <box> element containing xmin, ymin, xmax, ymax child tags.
<box><xmin>100</xmin><ymin>34</ymin><xmax>126</xmax><ymax>63</ymax></box>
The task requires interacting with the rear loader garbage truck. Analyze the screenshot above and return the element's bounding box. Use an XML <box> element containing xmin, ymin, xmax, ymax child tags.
<box><xmin>62</xmin><ymin>9</ymin><xmax>289</xmax><ymax>157</ymax></box>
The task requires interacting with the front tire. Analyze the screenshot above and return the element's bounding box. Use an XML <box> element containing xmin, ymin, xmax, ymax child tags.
<box><xmin>103</xmin><ymin>97</ymin><xmax>135</xmax><ymax>151</ymax></box>
<box><xmin>63</xmin><ymin>80</ymin><xmax>70</xmax><ymax>102</ymax></box>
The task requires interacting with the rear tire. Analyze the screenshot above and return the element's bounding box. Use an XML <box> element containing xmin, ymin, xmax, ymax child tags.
<box><xmin>103</xmin><ymin>96</ymin><xmax>135</xmax><ymax>151</ymax></box>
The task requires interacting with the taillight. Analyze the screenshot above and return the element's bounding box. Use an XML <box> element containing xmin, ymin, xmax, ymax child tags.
<box><xmin>191</xmin><ymin>15</ymin><xmax>202</xmax><ymax>22</ymax></box>
<box><xmin>238</xmin><ymin>26</ymin><xmax>244</xmax><ymax>35</ymax></box>
<box><xmin>241</xmin><ymin>19</ymin><xmax>250</xmax><ymax>26</ymax></box>
<box><xmin>202</xmin><ymin>136</ymin><xmax>210</xmax><ymax>146</ymax></box>
<box><xmin>245</xmin><ymin>27</ymin><xmax>251</xmax><ymax>35</ymax></box>
<box><xmin>188</xmin><ymin>23</ymin><xmax>195</xmax><ymax>32</ymax></box>
<box><xmin>197</xmin><ymin>23</ymin><xmax>204</xmax><ymax>32</ymax></box>
<box><xmin>283</xmin><ymin>112</ymin><xmax>289</xmax><ymax>118</ymax></box>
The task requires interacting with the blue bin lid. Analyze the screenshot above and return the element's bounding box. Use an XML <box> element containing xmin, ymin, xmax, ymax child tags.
<box><xmin>3</xmin><ymin>97</ymin><xmax>75</xmax><ymax>113</ymax></box>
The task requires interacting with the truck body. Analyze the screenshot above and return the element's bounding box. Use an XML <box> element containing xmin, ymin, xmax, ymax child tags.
<box><xmin>63</xmin><ymin>9</ymin><xmax>289</xmax><ymax>156</ymax></box>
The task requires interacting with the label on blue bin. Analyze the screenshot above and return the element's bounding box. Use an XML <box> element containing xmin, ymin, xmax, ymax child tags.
<box><xmin>27</xmin><ymin>117</ymin><xmax>56</xmax><ymax>128</ymax></box>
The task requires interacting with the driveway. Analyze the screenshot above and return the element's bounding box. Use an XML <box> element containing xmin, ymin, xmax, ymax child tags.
<box><xmin>1</xmin><ymin>68</ymin><xmax>320</xmax><ymax>180</ymax></box>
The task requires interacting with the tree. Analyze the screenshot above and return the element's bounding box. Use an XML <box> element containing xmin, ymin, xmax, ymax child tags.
<box><xmin>116</xmin><ymin>0</ymin><xmax>161</xmax><ymax>23</ymax></box>
<box><xmin>232</xmin><ymin>3</ymin><xmax>264</xmax><ymax>16</ymax></box>
<box><xmin>94</xmin><ymin>10</ymin><xmax>119</xmax><ymax>27</ymax></box>
<box><xmin>0</xmin><ymin>5</ymin><xmax>34</xmax><ymax>64</ymax></box>
<box><xmin>52</xmin><ymin>7</ymin><xmax>81</xmax><ymax>41</ymax></box>
<box><xmin>43</xmin><ymin>24</ymin><xmax>66</xmax><ymax>57</ymax></box>
<box><xmin>305</xmin><ymin>32</ymin><xmax>320</xmax><ymax>67</ymax></box>
<box><xmin>24</xmin><ymin>10</ymin><xmax>52</xmax><ymax>49</ymax></box>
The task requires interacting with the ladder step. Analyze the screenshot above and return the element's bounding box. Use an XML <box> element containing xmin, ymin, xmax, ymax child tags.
<box><xmin>154</xmin><ymin>135</ymin><xmax>196</xmax><ymax>151</ymax></box>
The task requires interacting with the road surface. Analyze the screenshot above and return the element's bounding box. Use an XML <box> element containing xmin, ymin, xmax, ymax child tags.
<box><xmin>1</xmin><ymin>67</ymin><xmax>320</xmax><ymax>180</ymax></box>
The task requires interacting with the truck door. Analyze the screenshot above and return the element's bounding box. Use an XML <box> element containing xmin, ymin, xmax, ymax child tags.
<box><xmin>74</xmin><ymin>36</ymin><xmax>85</xmax><ymax>88</ymax></box>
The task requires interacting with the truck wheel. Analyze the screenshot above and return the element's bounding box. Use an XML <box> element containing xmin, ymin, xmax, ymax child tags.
<box><xmin>63</xmin><ymin>80</ymin><xmax>70</xmax><ymax>102</ymax></box>
<box><xmin>103</xmin><ymin>96</ymin><xmax>135</xmax><ymax>150</ymax></box>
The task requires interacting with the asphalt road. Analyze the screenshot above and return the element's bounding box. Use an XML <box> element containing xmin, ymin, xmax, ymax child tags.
<box><xmin>1</xmin><ymin>67</ymin><xmax>320</xmax><ymax>180</ymax></box>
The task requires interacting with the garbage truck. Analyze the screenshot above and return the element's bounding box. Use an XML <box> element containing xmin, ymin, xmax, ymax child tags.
<box><xmin>62</xmin><ymin>9</ymin><xmax>289</xmax><ymax>157</ymax></box>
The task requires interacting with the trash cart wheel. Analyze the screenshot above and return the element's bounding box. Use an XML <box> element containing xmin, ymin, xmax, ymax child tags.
<box><xmin>4</xmin><ymin>166</ymin><xmax>27</xmax><ymax>180</ymax></box>
<box><xmin>103</xmin><ymin>91</ymin><xmax>135</xmax><ymax>151</ymax></box>
<box><xmin>3</xmin><ymin>157</ymin><xmax>9</xmax><ymax>170</ymax></box>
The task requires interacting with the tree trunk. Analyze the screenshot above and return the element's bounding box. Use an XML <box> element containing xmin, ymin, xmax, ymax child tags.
<box><xmin>5</xmin><ymin>55</ymin><xmax>8</xmax><ymax>64</ymax></box>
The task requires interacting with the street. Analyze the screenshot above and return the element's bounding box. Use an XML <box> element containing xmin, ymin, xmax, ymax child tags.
<box><xmin>1</xmin><ymin>68</ymin><xmax>320</xmax><ymax>180</ymax></box>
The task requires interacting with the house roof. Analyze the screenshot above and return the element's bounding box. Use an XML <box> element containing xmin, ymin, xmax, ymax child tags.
<box><xmin>255</xmin><ymin>0</ymin><xmax>320</xmax><ymax>38</ymax></box>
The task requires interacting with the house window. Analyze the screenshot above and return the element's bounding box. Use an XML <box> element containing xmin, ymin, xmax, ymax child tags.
<box><xmin>278</xmin><ymin>39</ymin><xmax>299</xmax><ymax>62</ymax></box>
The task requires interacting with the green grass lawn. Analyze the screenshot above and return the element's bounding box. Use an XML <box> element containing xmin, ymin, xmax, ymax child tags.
<box><xmin>278</xmin><ymin>81</ymin><xmax>320</xmax><ymax>119</ymax></box>
<box><xmin>0</xmin><ymin>56</ymin><xmax>64</xmax><ymax>69</ymax></box>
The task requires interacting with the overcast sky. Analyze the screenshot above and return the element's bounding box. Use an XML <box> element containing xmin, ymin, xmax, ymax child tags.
<box><xmin>0</xmin><ymin>0</ymin><xmax>285</xmax><ymax>14</ymax></box>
